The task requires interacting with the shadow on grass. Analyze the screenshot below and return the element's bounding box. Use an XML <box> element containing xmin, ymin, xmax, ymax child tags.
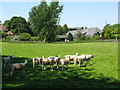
<box><xmin>2</xmin><ymin>55</ymin><xmax>120</xmax><ymax>88</ymax></box>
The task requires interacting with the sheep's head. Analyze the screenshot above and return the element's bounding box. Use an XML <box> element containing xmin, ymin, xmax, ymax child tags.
<box><xmin>91</xmin><ymin>55</ymin><xmax>94</xmax><ymax>58</ymax></box>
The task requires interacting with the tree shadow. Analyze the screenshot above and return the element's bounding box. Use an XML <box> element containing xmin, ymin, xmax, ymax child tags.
<box><xmin>2</xmin><ymin>55</ymin><xmax>120</xmax><ymax>89</ymax></box>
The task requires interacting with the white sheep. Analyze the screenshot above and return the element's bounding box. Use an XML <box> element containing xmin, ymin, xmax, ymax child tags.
<box><xmin>84</xmin><ymin>55</ymin><xmax>94</xmax><ymax>64</ymax></box>
<box><xmin>48</xmin><ymin>56</ymin><xmax>60</xmax><ymax>69</ymax></box>
<box><xmin>33</xmin><ymin>57</ymin><xmax>42</xmax><ymax>68</ymax></box>
<box><xmin>42</xmin><ymin>56</ymin><xmax>54</xmax><ymax>70</ymax></box>
<box><xmin>59</xmin><ymin>56</ymin><xmax>70</xmax><ymax>71</ymax></box>
<box><xmin>64</xmin><ymin>53</ymin><xmax>79</xmax><ymax>61</ymax></box>
<box><xmin>2</xmin><ymin>55</ymin><xmax>14</xmax><ymax>68</ymax></box>
<box><xmin>73</xmin><ymin>54</ymin><xmax>86</xmax><ymax>67</ymax></box>
<box><xmin>10</xmin><ymin>60</ymin><xmax>28</xmax><ymax>76</ymax></box>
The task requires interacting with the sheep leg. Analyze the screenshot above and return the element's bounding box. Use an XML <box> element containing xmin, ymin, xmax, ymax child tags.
<box><xmin>87</xmin><ymin>59</ymin><xmax>90</xmax><ymax>64</ymax></box>
<box><xmin>44</xmin><ymin>65</ymin><xmax>46</xmax><ymax>70</ymax></box>
<box><xmin>57</xmin><ymin>64</ymin><xmax>59</xmax><ymax>70</ymax></box>
<box><xmin>33</xmin><ymin>59</ymin><xmax>35</xmax><ymax>68</ymax></box>
<box><xmin>74</xmin><ymin>60</ymin><xmax>76</xmax><ymax>65</ymax></box>
<box><xmin>62</xmin><ymin>65</ymin><xmax>64</xmax><ymax>71</ymax></box>
<box><xmin>66</xmin><ymin>64</ymin><xmax>68</xmax><ymax>69</ymax></box>
<box><xmin>50</xmin><ymin>65</ymin><xmax>53</xmax><ymax>71</ymax></box>
<box><xmin>33</xmin><ymin>63</ymin><xmax>35</xmax><ymax>68</ymax></box>
<box><xmin>10</xmin><ymin>67</ymin><xmax>14</xmax><ymax>76</ymax></box>
<box><xmin>79</xmin><ymin>60</ymin><xmax>81</xmax><ymax>67</ymax></box>
<box><xmin>42</xmin><ymin>65</ymin><xmax>44</xmax><ymax>70</ymax></box>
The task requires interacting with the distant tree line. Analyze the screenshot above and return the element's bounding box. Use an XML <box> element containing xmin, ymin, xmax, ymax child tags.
<box><xmin>1</xmin><ymin>0</ymin><xmax>119</xmax><ymax>42</ymax></box>
<box><xmin>102</xmin><ymin>24</ymin><xmax>120</xmax><ymax>39</ymax></box>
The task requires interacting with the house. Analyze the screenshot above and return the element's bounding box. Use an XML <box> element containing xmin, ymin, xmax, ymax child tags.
<box><xmin>0</xmin><ymin>25</ymin><xmax>8</xmax><ymax>32</ymax></box>
<box><xmin>57</xmin><ymin>35</ymin><xmax>67</xmax><ymax>41</ymax></box>
<box><xmin>58</xmin><ymin>27</ymin><xmax>102</xmax><ymax>41</ymax></box>
<box><xmin>6</xmin><ymin>31</ymin><xmax>13</xmax><ymax>36</ymax></box>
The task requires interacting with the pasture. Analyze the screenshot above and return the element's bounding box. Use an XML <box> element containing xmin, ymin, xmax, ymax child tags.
<box><xmin>1</xmin><ymin>42</ymin><xmax>119</xmax><ymax>88</ymax></box>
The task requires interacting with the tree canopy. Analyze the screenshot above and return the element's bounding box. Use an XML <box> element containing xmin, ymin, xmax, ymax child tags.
<box><xmin>3</xmin><ymin>16</ymin><xmax>32</xmax><ymax>35</ymax></box>
<box><xmin>29</xmin><ymin>0</ymin><xmax>63</xmax><ymax>42</ymax></box>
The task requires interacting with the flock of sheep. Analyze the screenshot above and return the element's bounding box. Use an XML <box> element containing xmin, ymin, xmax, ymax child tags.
<box><xmin>2</xmin><ymin>53</ymin><xmax>94</xmax><ymax>76</ymax></box>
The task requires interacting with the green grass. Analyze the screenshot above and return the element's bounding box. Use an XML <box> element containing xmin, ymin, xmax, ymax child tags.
<box><xmin>1</xmin><ymin>42</ymin><xmax>119</xmax><ymax>88</ymax></box>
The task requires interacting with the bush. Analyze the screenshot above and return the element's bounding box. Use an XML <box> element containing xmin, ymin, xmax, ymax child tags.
<box><xmin>80</xmin><ymin>35</ymin><xmax>86</xmax><ymax>40</ymax></box>
<box><xmin>85</xmin><ymin>36</ymin><xmax>91</xmax><ymax>40</ymax></box>
<box><xmin>5</xmin><ymin>36</ymin><xmax>13</xmax><ymax>41</ymax></box>
<box><xmin>92</xmin><ymin>35</ymin><xmax>100</xmax><ymax>40</ymax></box>
<box><xmin>30</xmin><ymin>36</ymin><xmax>39</xmax><ymax>41</ymax></box>
<box><xmin>19</xmin><ymin>33</ymin><xmax>31</xmax><ymax>41</ymax></box>
<box><xmin>67</xmin><ymin>33</ymin><xmax>73</xmax><ymax>41</ymax></box>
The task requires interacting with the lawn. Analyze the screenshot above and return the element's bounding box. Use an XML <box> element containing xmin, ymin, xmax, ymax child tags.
<box><xmin>1</xmin><ymin>42</ymin><xmax>119</xmax><ymax>88</ymax></box>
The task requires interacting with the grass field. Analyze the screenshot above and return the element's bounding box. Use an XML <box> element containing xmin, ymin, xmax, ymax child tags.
<box><xmin>1</xmin><ymin>42</ymin><xmax>119</xmax><ymax>88</ymax></box>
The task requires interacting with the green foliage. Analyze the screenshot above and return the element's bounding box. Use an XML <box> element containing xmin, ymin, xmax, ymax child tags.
<box><xmin>67</xmin><ymin>33</ymin><xmax>73</xmax><ymax>41</ymax></box>
<box><xmin>56</xmin><ymin>25</ymin><xmax>64</xmax><ymax>35</ymax></box>
<box><xmin>63</xmin><ymin>24</ymin><xmax>69</xmax><ymax>34</ymax></box>
<box><xmin>92</xmin><ymin>35</ymin><xmax>100</xmax><ymax>40</ymax></box>
<box><xmin>19</xmin><ymin>33</ymin><xmax>31</xmax><ymax>41</ymax></box>
<box><xmin>85</xmin><ymin>36</ymin><xmax>91</xmax><ymax>40</ymax></box>
<box><xmin>0</xmin><ymin>31</ymin><xmax>7</xmax><ymax>38</ymax></box>
<box><xmin>3</xmin><ymin>16</ymin><xmax>32</xmax><ymax>35</ymax></box>
<box><xmin>29</xmin><ymin>0</ymin><xmax>63</xmax><ymax>42</ymax></box>
<box><xmin>30</xmin><ymin>36</ymin><xmax>39</xmax><ymax>41</ymax></box>
<box><xmin>55</xmin><ymin>36</ymin><xmax>60</xmax><ymax>41</ymax></box>
<box><xmin>80</xmin><ymin>35</ymin><xmax>86</xmax><ymax>40</ymax></box>
<box><xmin>102</xmin><ymin>24</ymin><xmax>120</xmax><ymax>39</ymax></box>
<box><xmin>5</xmin><ymin>36</ymin><xmax>12</xmax><ymax>41</ymax></box>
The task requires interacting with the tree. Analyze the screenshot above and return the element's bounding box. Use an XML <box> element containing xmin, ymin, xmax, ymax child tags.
<box><xmin>63</xmin><ymin>24</ymin><xmax>69</xmax><ymax>34</ymax></box>
<box><xmin>55</xmin><ymin>25</ymin><xmax>64</xmax><ymax>35</ymax></box>
<box><xmin>3</xmin><ymin>16</ymin><xmax>32</xmax><ymax>35</ymax></box>
<box><xmin>3</xmin><ymin>20</ymin><xmax>11</xmax><ymax>30</ymax></box>
<box><xmin>29</xmin><ymin>0</ymin><xmax>63</xmax><ymax>42</ymax></box>
<box><xmin>10</xmin><ymin>17</ymin><xmax>29</xmax><ymax>34</ymax></box>
<box><xmin>67</xmin><ymin>33</ymin><xmax>73</xmax><ymax>41</ymax></box>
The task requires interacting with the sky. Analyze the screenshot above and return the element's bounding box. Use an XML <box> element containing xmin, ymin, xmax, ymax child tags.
<box><xmin>0</xmin><ymin>0</ymin><xmax>118</xmax><ymax>30</ymax></box>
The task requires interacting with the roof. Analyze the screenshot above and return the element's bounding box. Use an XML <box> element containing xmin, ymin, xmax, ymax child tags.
<box><xmin>0</xmin><ymin>25</ymin><xmax>8</xmax><ymax>31</ymax></box>
<box><xmin>66</xmin><ymin>27</ymin><xmax>101</xmax><ymax>38</ymax></box>
<box><xmin>57</xmin><ymin>35</ymin><xmax>67</xmax><ymax>39</ymax></box>
<box><xmin>6</xmin><ymin>31</ymin><xmax>13</xmax><ymax>35</ymax></box>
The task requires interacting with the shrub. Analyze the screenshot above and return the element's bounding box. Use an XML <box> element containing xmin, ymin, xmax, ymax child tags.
<box><xmin>85</xmin><ymin>36</ymin><xmax>91</xmax><ymax>40</ymax></box>
<box><xmin>5</xmin><ymin>36</ymin><xmax>13</xmax><ymax>41</ymax></box>
<box><xmin>19</xmin><ymin>33</ymin><xmax>31</xmax><ymax>41</ymax></box>
<box><xmin>30</xmin><ymin>36</ymin><xmax>39</xmax><ymax>41</ymax></box>
<box><xmin>93</xmin><ymin>35</ymin><xmax>100</xmax><ymax>40</ymax></box>
<box><xmin>67</xmin><ymin>33</ymin><xmax>73</xmax><ymax>41</ymax></box>
<box><xmin>80</xmin><ymin>35</ymin><xmax>86</xmax><ymax>40</ymax></box>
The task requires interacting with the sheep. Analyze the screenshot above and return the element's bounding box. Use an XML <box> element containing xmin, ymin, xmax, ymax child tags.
<box><xmin>59</xmin><ymin>56</ymin><xmax>70</xmax><ymax>71</ymax></box>
<box><xmin>48</xmin><ymin>55</ymin><xmax>60</xmax><ymax>69</ymax></box>
<box><xmin>33</xmin><ymin>57</ymin><xmax>42</xmax><ymax>68</ymax></box>
<box><xmin>64</xmin><ymin>53</ymin><xmax>79</xmax><ymax>61</ymax></box>
<box><xmin>84</xmin><ymin>55</ymin><xmax>94</xmax><ymax>64</ymax></box>
<box><xmin>42</xmin><ymin>56</ymin><xmax>54</xmax><ymax>70</ymax></box>
<box><xmin>73</xmin><ymin>54</ymin><xmax>86</xmax><ymax>67</ymax></box>
<box><xmin>2</xmin><ymin>55</ymin><xmax>14</xmax><ymax>68</ymax></box>
<box><xmin>10</xmin><ymin>60</ymin><xmax>28</xmax><ymax>76</ymax></box>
